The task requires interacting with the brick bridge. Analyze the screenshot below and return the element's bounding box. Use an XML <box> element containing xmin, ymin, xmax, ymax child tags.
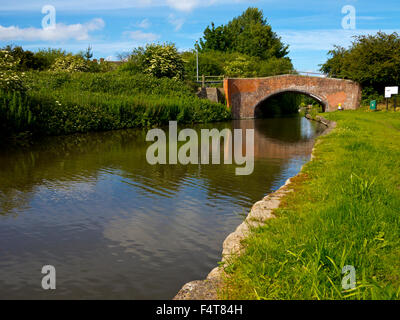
<box><xmin>223</xmin><ymin>75</ymin><xmax>362</xmax><ymax>119</ymax></box>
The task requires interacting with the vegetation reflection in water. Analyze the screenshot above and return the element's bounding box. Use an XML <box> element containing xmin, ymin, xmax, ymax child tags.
<box><xmin>0</xmin><ymin>117</ymin><xmax>324</xmax><ymax>299</ymax></box>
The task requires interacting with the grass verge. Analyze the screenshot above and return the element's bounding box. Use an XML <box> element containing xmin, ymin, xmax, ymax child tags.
<box><xmin>220</xmin><ymin>108</ymin><xmax>400</xmax><ymax>300</ymax></box>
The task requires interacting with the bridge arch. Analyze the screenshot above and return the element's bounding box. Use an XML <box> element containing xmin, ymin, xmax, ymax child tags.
<box><xmin>253</xmin><ymin>89</ymin><xmax>328</xmax><ymax>117</ymax></box>
<box><xmin>223</xmin><ymin>75</ymin><xmax>362</xmax><ymax>119</ymax></box>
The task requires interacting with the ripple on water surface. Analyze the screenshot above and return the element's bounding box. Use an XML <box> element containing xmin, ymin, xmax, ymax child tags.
<box><xmin>0</xmin><ymin>117</ymin><xmax>324</xmax><ymax>299</ymax></box>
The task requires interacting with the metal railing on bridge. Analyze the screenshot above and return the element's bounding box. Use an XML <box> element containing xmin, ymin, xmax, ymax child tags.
<box><xmin>288</xmin><ymin>70</ymin><xmax>327</xmax><ymax>77</ymax></box>
<box><xmin>193</xmin><ymin>75</ymin><xmax>225</xmax><ymax>87</ymax></box>
<box><xmin>193</xmin><ymin>71</ymin><xmax>329</xmax><ymax>87</ymax></box>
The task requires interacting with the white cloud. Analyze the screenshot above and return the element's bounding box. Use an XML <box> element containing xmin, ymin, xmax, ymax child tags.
<box><xmin>124</xmin><ymin>30</ymin><xmax>160</xmax><ymax>43</ymax></box>
<box><xmin>166</xmin><ymin>0</ymin><xmax>200</xmax><ymax>12</ymax></box>
<box><xmin>357</xmin><ymin>16</ymin><xmax>384</xmax><ymax>21</ymax></box>
<box><xmin>168</xmin><ymin>14</ymin><xmax>185</xmax><ymax>31</ymax></box>
<box><xmin>0</xmin><ymin>0</ymin><xmax>251</xmax><ymax>12</ymax></box>
<box><xmin>279</xmin><ymin>29</ymin><xmax>400</xmax><ymax>51</ymax></box>
<box><xmin>138</xmin><ymin>18</ymin><xmax>151</xmax><ymax>29</ymax></box>
<box><xmin>0</xmin><ymin>18</ymin><xmax>104</xmax><ymax>41</ymax></box>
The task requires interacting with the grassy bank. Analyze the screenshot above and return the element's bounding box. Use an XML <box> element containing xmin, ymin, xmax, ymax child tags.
<box><xmin>0</xmin><ymin>71</ymin><xmax>231</xmax><ymax>138</ymax></box>
<box><xmin>221</xmin><ymin>108</ymin><xmax>400</xmax><ymax>299</ymax></box>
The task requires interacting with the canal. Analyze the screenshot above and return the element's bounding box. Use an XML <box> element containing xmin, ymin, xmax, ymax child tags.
<box><xmin>0</xmin><ymin>116</ymin><xmax>325</xmax><ymax>299</ymax></box>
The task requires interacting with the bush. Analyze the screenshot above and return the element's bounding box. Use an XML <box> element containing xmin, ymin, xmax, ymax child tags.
<box><xmin>0</xmin><ymin>50</ymin><xmax>26</xmax><ymax>92</ymax></box>
<box><xmin>258</xmin><ymin>57</ymin><xmax>293</xmax><ymax>77</ymax></box>
<box><xmin>1</xmin><ymin>45</ymin><xmax>46</xmax><ymax>71</ymax></box>
<box><xmin>34</xmin><ymin>48</ymin><xmax>67</xmax><ymax>70</ymax></box>
<box><xmin>224</xmin><ymin>56</ymin><xmax>256</xmax><ymax>77</ymax></box>
<box><xmin>51</xmin><ymin>54</ymin><xmax>89</xmax><ymax>72</ymax></box>
<box><xmin>87</xmin><ymin>60</ymin><xmax>115</xmax><ymax>73</ymax></box>
<box><xmin>120</xmin><ymin>43</ymin><xmax>185</xmax><ymax>79</ymax></box>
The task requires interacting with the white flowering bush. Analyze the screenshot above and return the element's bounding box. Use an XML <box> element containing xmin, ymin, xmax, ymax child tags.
<box><xmin>0</xmin><ymin>50</ymin><xmax>26</xmax><ymax>92</ymax></box>
<box><xmin>124</xmin><ymin>43</ymin><xmax>185</xmax><ymax>79</ymax></box>
<box><xmin>51</xmin><ymin>54</ymin><xmax>89</xmax><ymax>72</ymax></box>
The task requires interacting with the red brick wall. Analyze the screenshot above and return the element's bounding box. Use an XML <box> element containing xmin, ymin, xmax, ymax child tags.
<box><xmin>224</xmin><ymin>75</ymin><xmax>362</xmax><ymax>119</ymax></box>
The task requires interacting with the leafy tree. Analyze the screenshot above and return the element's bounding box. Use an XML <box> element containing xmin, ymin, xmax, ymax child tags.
<box><xmin>182</xmin><ymin>50</ymin><xmax>293</xmax><ymax>79</ymax></box>
<box><xmin>84</xmin><ymin>45</ymin><xmax>93</xmax><ymax>61</ymax></box>
<box><xmin>200</xmin><ymin>7</ymin><xmax>289</xmax><ymax>60</ymax></box>
<box><xmin>182</xmin><ymin>50</ymin><xmax>225</xmax><ymax>77</ymax></box>
<box><xmin>201</xmin><ymin>23</ymin><xmax>228</xmax><ymax>52</ymax></box>
<box><xmin>321</xmin><ymin>32</ymin><xmax>400</xmax><ymax>101</ymax></box>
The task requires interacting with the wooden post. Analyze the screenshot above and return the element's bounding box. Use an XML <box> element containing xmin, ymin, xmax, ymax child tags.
<box><xmin>202</xmin><ymin>75</ymin><xmax>205</xmax><ymax>88</ymax></box>
<box><xmin>386</xmin><ymin>98</ymin><xmax>389</xmax><ymax>111</ymax></box>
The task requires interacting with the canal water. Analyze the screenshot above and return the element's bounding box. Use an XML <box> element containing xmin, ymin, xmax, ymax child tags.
<box><xmin>0</xmin><ymin>117</ymin><xmax>324</xmax><ymax>299</ymax></box>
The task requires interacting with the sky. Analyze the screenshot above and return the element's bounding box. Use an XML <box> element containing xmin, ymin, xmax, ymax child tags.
<box><xmin>0</xmin><ymin>0</ymin><xmax>399</xmax><ymax>72</ymax></box>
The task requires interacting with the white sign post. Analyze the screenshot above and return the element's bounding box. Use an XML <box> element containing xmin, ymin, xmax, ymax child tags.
<box><xmin>385</xmin><ymin>86</ymin><xmax>398</xmax><ymax>111</ymax></box>
<box><xmin>385</xmin><ymin>86</ymin><xmax>398</xmax><ymax>98</ymax></box>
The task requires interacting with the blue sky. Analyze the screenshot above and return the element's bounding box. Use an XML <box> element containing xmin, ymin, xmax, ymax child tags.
<box><xmin>0</xmin><ymin>0</ymin><xmax>399</xmax><ymax>71</ymax></box>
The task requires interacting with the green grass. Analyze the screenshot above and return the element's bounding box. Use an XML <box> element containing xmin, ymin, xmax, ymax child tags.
<box><xmin>220</xmin><ymin>108</ymin><xmax>400</xmax><ymax>300</ymax></box>
<box><xmin>1</xmin><ymin>71</ymin><xmax>231</xmax><ymax>138</ymax></box>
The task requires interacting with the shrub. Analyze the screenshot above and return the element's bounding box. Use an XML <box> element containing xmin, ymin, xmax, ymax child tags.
<box><xmin>1</xmin><ymin>45</ymin><xmax>47</xmax><ymax>71</ymax></box>
<box><xmin>34</xmin><ymin>48</ymin><xmax>67</xmax><ymax>70</ymax></box>
<box><xmin>51</xmin><ymin>54</ymin><xmax>89</xmax><ymax>72</ymax></box>
<box><xmin>224</xmin><ymin>56</ymin><xmax>256</xmax><ymax>77</ymax></box>
<box><xmin>0</xmin><ymin>50</ymin><xmax>26</xmax><ymax>92</ymax></box>
<box><xmin>121</xmin><ymin>43</ymin><xmax>185</xmax><ymax>79</ymax></box>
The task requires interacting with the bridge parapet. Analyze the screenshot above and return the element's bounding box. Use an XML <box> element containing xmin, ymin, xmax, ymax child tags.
<box><xmin>223</xmin><ymin>75</ymin><xmax>362</xmax><ymax>119</ymax></box>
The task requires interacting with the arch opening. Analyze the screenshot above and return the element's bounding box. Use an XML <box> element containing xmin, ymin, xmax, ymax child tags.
<box><xmin>253</xmin><ymin>90</ymin><xmax>327</xmax><ymax>118</ymax></box>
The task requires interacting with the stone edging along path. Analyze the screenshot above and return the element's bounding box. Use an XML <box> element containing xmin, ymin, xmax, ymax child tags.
<box><xmin>173</xmin><ymin>115</ymin><xmax>337</xmax><ymax>300</ymax></box>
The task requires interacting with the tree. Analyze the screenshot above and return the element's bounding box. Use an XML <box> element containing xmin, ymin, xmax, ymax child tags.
<box><xmin>321</xmin><ymin>32</ymin><xmax>400</xmax><ymax>100</ymax></box>
<box><xmin>200</xmin><ymin>7</ymin><xmax>289</xmax><ymax>60</ymax></box>
<box><xmin>84</xmin><ymin>45</ymin><xmax>93</xmax><ymax>61</ymax></box>
<box><xmin>182</xmin><ymin>50</ymin><xmax>225</xmax><ymax>77</ymax></box>
<box><xmin>201</xmin><ymin>23</ymin><xmax>227</xmax><ymax>52</ymax></box>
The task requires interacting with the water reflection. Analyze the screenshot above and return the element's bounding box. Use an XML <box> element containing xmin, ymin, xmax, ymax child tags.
<box><xmin>0</xmin><ymin>117</ymin><xmax>324</xmax><ymax>299</ymax></box>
